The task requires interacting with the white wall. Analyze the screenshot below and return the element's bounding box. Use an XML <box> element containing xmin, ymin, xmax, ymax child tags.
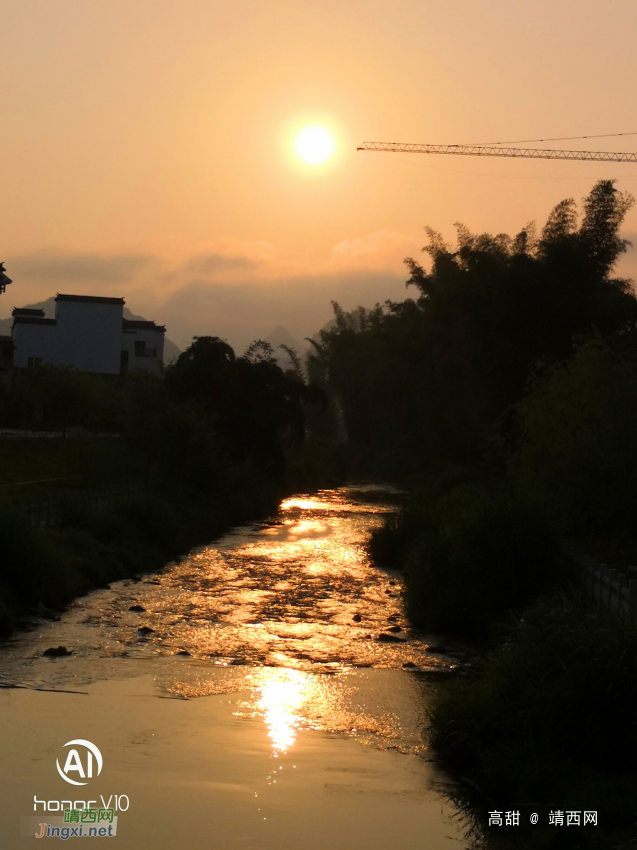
<box><xmin>13</xmin><ymin>322</ymin><xmax>60</xmax><ymax>368</ymax></box>
<box><xmin>54</xmin><ymin>300</ymin><xmax>122</xmax><ymax>374</ymax></box>
<box><xmin>121</xmin><ymin>327</ymin><xmax>164</xmax><ymax>375</ymax></box>
<box><xmin>12</xmin><ymin>299</ymin><xmax>166</xmax><ymax>375</ymax></box>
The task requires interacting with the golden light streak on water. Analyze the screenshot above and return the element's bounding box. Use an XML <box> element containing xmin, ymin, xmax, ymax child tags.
<box><xmin>255</xmin><ymin>668</ymin><xmax>309</xmax><ymax>752</ymax></box>
<box><xmin>280</xmin><ymin>497</ymin><xmax>326</xmax><ymax>511</ymax></box>
<box><xmin>0</xmin><ymin>486</ymin><xmax>464</xmax><ymax>754</ymax></box>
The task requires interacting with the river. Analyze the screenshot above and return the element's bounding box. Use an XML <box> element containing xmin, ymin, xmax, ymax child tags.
<box><xmin>0</xmin><ymin>487</ymin><xmax>472</xmax><ymax>848</ymax></box>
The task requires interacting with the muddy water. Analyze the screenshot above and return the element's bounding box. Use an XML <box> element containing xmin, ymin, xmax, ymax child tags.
<box><xmin>0</xmin><ymin>487</ymin><xmax>470</xmax><ymax>848</ymax></box>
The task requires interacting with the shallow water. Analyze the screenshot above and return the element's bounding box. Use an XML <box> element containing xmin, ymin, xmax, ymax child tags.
<box><xmin>0</xmin><ymin>487</ymin><xmax>470</xmax><ymax>848</ymax></box>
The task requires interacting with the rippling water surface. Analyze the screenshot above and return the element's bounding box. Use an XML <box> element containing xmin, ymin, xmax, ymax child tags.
<box><xmin>0</xmin><ymin>488</ymin><xmax>470</xmax><ymax>848</ymax></box>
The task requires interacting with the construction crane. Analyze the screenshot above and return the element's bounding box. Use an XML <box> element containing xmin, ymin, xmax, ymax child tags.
<box><xmin>357</xmin><ymin>142</ymin><xmax>637</xmax><ymax>163</ymax></box>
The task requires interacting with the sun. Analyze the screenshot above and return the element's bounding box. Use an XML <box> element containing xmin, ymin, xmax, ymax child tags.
<box><xmin>295</xmin><ymin>126</ymin><xmax>335</xmax><ymax>164</ymax></box>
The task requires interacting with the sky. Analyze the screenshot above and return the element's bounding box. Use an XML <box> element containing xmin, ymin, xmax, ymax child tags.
<box><xmin>3</xmin><ymin>0</ymin><xmax>637</xmax><ymax>352</ymax></box>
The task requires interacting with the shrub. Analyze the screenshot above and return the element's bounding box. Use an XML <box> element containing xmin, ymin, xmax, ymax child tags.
<box><xmin>0</xmin><ymin>513</ymin><xmax>83</xmax><ymax>630</ymax></box>
<box><xmin>512</xmin><ymin>339</ymin><xmax>637</xmax><ymax>540</ymax></box>
<box><xmin>371</xmin><ymin>484</ymin><xmax>563</xmax><ymax>634</ymax></box>
<box><xmin>428</xmin><ymin>594</ymin><xmax>637</xmax><ymax>838</ymax></box>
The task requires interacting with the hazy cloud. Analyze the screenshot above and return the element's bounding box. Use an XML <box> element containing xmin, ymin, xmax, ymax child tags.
<box><xmin>331</xmin><ymin>230</ymin><xmax>416</xmax><ymax>270</ymax></box>
<box><xmin>183</xmin><ymin>254</ymin><xmax>256</xmax><ymax>275</ymax></box>
<box><xmin>146</xmin><ymin>269</ymin><xmax>410</xmax><ymax>353</ymax></box>
<box><xmin>181</xmin><ymin>240</ymin><xmax>276</xmax><ymax>278</ymax></box>
<box><xmin>9</xmin><ymin>249</ymin><xmax>154</xmax><ymax>284</ymax></box>
<box><xmin>2</xmin><ymin>233</ymin><xmax>421</xmax><ymax>352</ymax></box>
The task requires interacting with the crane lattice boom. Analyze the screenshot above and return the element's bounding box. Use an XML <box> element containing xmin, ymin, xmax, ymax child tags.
<box><xmin>357</xmin><ymin>142</ymin><xmax>637</xmax><ymax>163</ymax></box>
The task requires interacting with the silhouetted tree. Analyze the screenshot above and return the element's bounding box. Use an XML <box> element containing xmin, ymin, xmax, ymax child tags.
<box><xmin>310</xmin><ymin>180</ymin><xmax>637</xmax><ymax>474</ymax></box>
<box><xmin>166</xmin><ymin>336</ymin><xmax>313</xmax><ymax>481</ymax></box>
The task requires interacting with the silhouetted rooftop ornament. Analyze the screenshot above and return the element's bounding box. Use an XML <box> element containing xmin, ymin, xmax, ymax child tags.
<box><xmin>55</xmin><ymin>293</ymin><xmax>125</xmax><ymax>304</ymax></box>
<box><xmin>12</xmin><ymin>307</ymin><xmax>44</xmax><ymax>318</ymax></box>
<box><xmin>0</xmin><ymin>263</ymin><xmax>12</xmax><ymax>295</ymax></box>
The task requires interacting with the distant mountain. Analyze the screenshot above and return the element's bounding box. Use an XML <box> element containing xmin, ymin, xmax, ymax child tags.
<box><xmin>0</xmin><ymin>297</ymin><xmax>181</xmax><ymax>364</ymax></box>
<box><xmin>265</xmin><ymin>325</ymin><xmax>308</xmax><ymax>353</ymax></box>
<box><xmin>311</xmin><ymin>317</ymin><xmax>336</xmax><ymax>344</ymax></box>
<box><xmin>264</xmin><ymin>326</ymin><xmax>309</xmax><ymax>371</ymax></box>
<box><xmin>161</xmin><ymin>334</ymin><xmax>181</xmax><ymax>365</ymax></box>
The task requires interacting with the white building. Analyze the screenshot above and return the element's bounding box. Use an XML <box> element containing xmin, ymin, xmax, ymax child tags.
<box><xmin>12</xmin><ymin>294</ymin><xmax>165</xmax><ymax>376</ymax></box>
<box><xmin>120</xmin><ymin>319</ymin><xmax>166</xmax><ymax>374</ymax></box>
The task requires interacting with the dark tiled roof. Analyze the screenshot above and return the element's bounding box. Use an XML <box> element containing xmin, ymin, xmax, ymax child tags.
<box><xmin>55</xmin><ymin>294</ymin><xmax>125</xmax><ymax>305</ymax></box>
<box><xmin>123</xmin><ymin>320</ymin><xmax>166</xmax><ymax>332</ymax></box>
<box><xmin>12</xmin><ymin>308</ymin><xmax>45</xmax><ymax>317</ymax></box>
<box><xmin>12</xmin><ymin>317</ymin><xmax>56</xmax><ymax>326</ymax></box>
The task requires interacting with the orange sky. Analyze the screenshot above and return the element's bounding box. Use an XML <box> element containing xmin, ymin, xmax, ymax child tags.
<box><xmin>3</xmin><ymin>0</ymin><xmax>637</xmax><ymax>350</ymax></box>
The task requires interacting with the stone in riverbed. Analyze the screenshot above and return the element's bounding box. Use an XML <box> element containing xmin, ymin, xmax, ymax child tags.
<box><xmin>377</xmin><ymin>632</ymin><xmax>406</xmax><ymax>643</ymax></box>
<box><xmin>387</xmin><ymin>625</ymin><xmax>402</xmax><ymax>633</ymax></box>
<box><xmin>137</xmin><ymin>626</ymin><xmax>155</xmax><ymax>636</ymax></box>
<box><xmin>129</xmin><ymin>605</ymin><xmax>146</xmax><ymax>612</ymax></box>
<box><xmin>43</xmin><ymin>646</ymin><xmax>72</xmax><ymax>657</ymax></box>
<box><xmin>352</xmin><ymin>613</ymin><xmax>362</xmax><ymax>622</ymax></box>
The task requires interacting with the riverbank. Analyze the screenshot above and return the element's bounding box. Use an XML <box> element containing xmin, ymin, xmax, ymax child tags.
<box><xmin>0</xmin><ymin>488</ymin><xmax>467</xmax><ymax>848</ymax></box>
<box><xmin>428</xmin><ymin>594</ymin><xmax>637</xmax><ymax>849</ymax></box>
<box><xmin>368</xmin><ymin>484</ymin><xmax>637</xmax><ymax>848</ymax></box>
<box><xmin>0</xmin><ymin>479</ymin><xmax>281</xmax><ymax>637</ymax></box>
<box><xmin>368</xmin><ymin>481</ymin><xmax>567</xmax><ymax>637</ymax></box>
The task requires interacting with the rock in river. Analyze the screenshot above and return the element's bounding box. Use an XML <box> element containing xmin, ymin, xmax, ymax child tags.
<box><xmin>42</xmin><ymin>646</ymin><xmax>72</xmax><ymax>657</ymax></box>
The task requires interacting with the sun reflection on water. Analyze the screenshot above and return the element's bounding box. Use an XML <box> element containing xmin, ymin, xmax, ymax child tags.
<box><xmin>255</xmin><ymin>668</ymin><xmax>310</xmax><ymax>752</ymax></box>
<box><xmin>280</xmin><ymin>497</ymin><xmax>325</xmax><ymax>511</ymax></box>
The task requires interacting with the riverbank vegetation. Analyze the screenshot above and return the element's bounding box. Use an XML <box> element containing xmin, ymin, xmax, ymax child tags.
<box><xmin>0</xmin><ymin>336</ymin><xmax>338</xmax><ymax>634</ymax></box>
<box><xmin>309</xmin><ymin>180</ymin><xmax>637</xmax><ymax>847</ymax></box>
<box><xmin>430</xmin><ymin>595</ymin><xmax>637</xmax><ymax>849</ymax></box>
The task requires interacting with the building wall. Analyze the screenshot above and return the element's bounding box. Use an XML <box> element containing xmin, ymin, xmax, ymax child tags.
<box><xmin>12</xmin><ymin>298</ymin><xmax>165</xmax><ymax>375</ymax></box>
<box><xmin>55</xmin><ymin>300</ymin><xmax>123</xmax><ymax>374</ymax></box>
<box><xmin>121</xmin><ymin>327</ymin><xmax>165</xmax><ymax>375</ymax></box>
<box><xmin>13</xmin><ymin>322</ymin><xmax>59</xmax><ymax>369</ymax></box>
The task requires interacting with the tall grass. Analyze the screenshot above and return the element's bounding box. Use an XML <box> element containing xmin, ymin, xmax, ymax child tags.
<box><xmin>428</xmin><ymin>594</ymin><xmax>637</xmax><ymax>847</ymax></box>
<box><xmin>0</xmin><ymin>511</ymin><xmax>83</xmax><ymax>622</ymax></box>
<box><xmin>369</xmin><ymin>484</ymin><xmax>564</xmax><ymax>634</ymax></box>
<box><xmin>0</xmin><ymin>479</ymin><xmax>281</xmax><ymax>636</ymax></box>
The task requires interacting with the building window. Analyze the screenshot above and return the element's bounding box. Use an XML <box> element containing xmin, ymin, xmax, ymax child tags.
<box><xmin>134</xmin><ymin>340</ymin><xmax>146</xmax><ymax>357</ymax></box>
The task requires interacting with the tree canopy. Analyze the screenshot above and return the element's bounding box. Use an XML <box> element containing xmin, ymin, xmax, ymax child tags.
<box><xmin>310</xmin><ymin>180</ymin><xmax>637</xmax><ymax>474</ymax></box>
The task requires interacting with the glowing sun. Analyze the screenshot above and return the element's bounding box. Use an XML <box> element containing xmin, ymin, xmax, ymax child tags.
<box><xmin>295</xmin><ymin>126</ymin><xmax>335</xmax><ymax>164</ymax></box>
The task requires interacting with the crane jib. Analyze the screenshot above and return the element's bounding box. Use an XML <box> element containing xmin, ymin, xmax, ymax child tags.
<box><xmin>356</xmin><ymin>143</ymin><xmax>637</xmax><ymax>163</ymax></box>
